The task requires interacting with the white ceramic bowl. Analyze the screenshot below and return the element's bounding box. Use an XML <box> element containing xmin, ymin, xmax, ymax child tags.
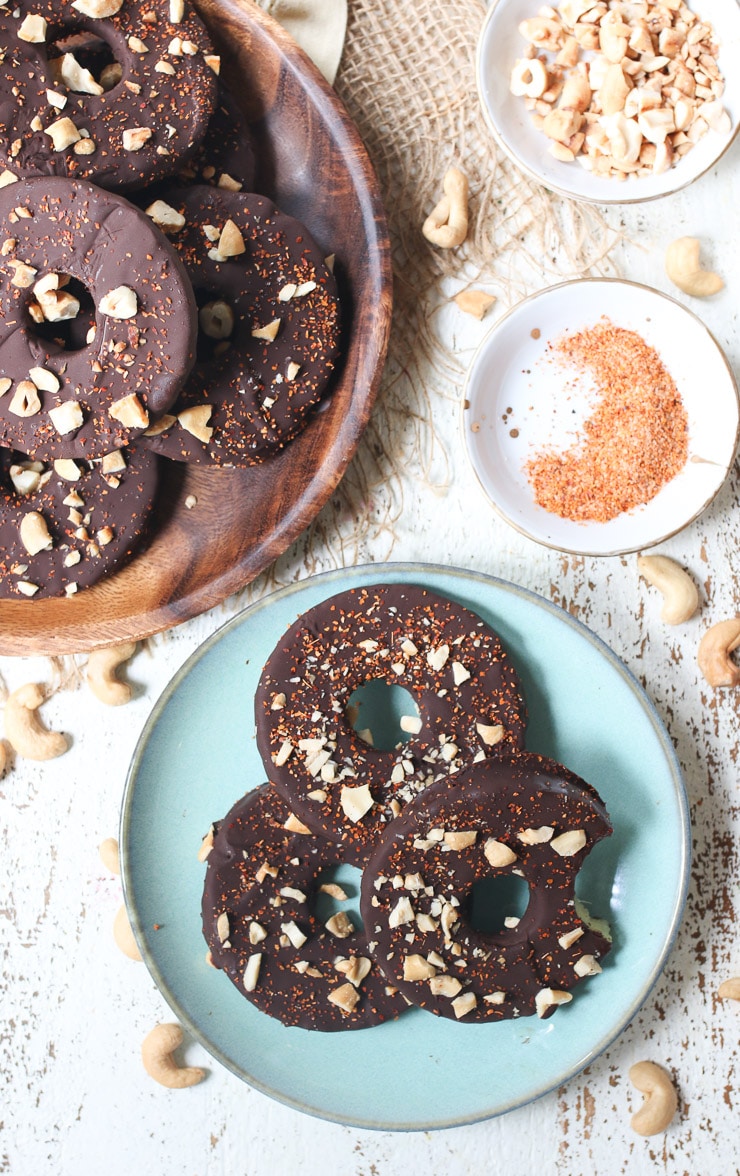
<box><xmin>462</xmin><ymin>278</ymin><xmax>740</xmax><ymax>556</ymax></box>
<box><xmin>476</xmin><ymin>0</ymin><xmax>740</xmax><ymax>204</ymax></box>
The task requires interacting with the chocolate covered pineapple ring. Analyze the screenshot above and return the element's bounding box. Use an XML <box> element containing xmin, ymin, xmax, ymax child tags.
<box><xmin>361</xmin><ymin>752</ymin><xmax>612</xmax><ymax>1023</ymax></box>
<box><xmin>0</xmin><ymin>0</ymin><xmax>218</xmax><ymax>191</ymax></box>
<box><xmin>254</xmin><ymin>584</ymin><xmax>527</xmax><ymax>862</ymax></box>
<box><xmin>141</xmin><ymin>186</ymin><xmax>341</xmax><ymax>465</ymax></box>
<box><xmin>0</xmin><ymin>442</ymin><xmax>159</xmax><ymax>598</ymax></box>
<box><xmin>201</xmin><ymin>785</ymin><xmax>408</xmax><ymax>1032</ymax></box>
<box><xmin>0</xmin><ymin>176</ymin><xmax>197</xmax><ymax>460</ymax></box>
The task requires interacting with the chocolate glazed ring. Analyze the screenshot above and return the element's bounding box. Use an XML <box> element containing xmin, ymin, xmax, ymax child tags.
<box><xmin>0</xmin><ymin>0</ymin><xmax>218</xmax><ymax>191</ymax></box>
<box><xmin>201</xmin><ymin>785</ymin><xmax>409</xmax><ymax>1032</ymax></box>
<box><xmin>254</xmin><ymin>584</ymin><xmax>527</xmax><ymax>863</ymax></box>
<box><xmin>360</xmin><ymin>752</ymin><xmax>613</xmax><ymax>1024</ymax></box>
<box><xmin>0</xmin><ymin>177</ymin><xmax>197</xmax><ymax>460</ymax></box>
<box><xmin>0</xmin><ymin>443</ymin><xmax>159</xmax><ymax>598</ymax></box>
<box><xmin>140</xmin><ymin>186</ymin><xmax>341</xmax><ymax>466</ymax></box>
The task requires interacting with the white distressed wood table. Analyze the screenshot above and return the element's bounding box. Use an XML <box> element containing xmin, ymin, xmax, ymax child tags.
<box><xmin>2</xmin><ymin>110</ymin><xmax>740</xmax><ymax>1176</ymax></box>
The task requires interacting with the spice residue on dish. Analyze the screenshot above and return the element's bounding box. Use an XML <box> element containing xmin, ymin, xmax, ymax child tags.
<box><xmin>525</xmin><ymin>318</ymin><xmax>689</xmax><ymax>523</ymax></box>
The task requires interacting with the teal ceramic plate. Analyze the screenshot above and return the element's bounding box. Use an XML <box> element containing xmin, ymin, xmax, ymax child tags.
<box><xmin>121</xmin><ymin>563</ymin><xmax>690</xmax><ymax>1130</ymax></box>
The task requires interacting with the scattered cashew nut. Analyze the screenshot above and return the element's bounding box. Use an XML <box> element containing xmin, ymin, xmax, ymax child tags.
<box><xmin>113</xmin><ymin>904</ymin><xmax>142</xmax><ymax>961</ymax></box>
<box><xmin>629</xmin><ymin>1060</ymin><xmax>678</xmax><ymax>1136</ymax></box>
<box><xmin>697</xmin><ymin>618</ymin><xmax>740</xmax><ymax>688</ymax></box>
<box><xmin>3</xmin><ymin>682</ymin><xmax>68</xmax><ymax>760</ymax></box>
<box><xmin>141</xmin><ymin>1023</ymin><xmax>206</xmax><ymax>1089</ymax></box>
<box><xmin>665</xmin><ymin>237</ymin><xmax>724</xmax><ymax>298</ymax></box>
<box><xmin>422</xmin><ymin>167</ymin><xmax>469</xmax><ymax>249</ymax></box>
<box><xmin>99</xmin><ymin>836</ymin><xmax>120</xmax><ymax>875</ymax></box>
<box><xmin>718</xmin><ymin>977</ymin><xmax>740</xmax><ymax>1002</ymax></box>
<box><xmin>637</xmin><ymin>554</ymin><xmax>699</xmax><ymax>625</ymax></box>
<box><xmin>87</xmin><ymin>641</ymin><xmax>137</xmax><ymax>705</ymax></box>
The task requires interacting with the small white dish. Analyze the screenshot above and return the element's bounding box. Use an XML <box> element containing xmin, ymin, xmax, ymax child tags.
<box><xmin>462</xmin><ymin>279</ymin><xmax>740</xmax><ymax>556</ymax></box>
<box><xmin>476</xmin><ymin>0</ymin><xmax>740</xmax><ymax>204</ymax></box>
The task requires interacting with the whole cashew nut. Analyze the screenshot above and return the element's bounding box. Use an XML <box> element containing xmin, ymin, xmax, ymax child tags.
<box><xmin>141</xmin><ymin>1023</ymin><xmax>206</xmax><ymax>1089</ymax></box>
<box><xmin>629</xmin><ymin>1060</ymin><xmax>678</xmax><ymax>1136</ymax></box>
<box><xmin>637</xmin><ymin>553</ymin><xmax>699</xmax><ymax>624</ymax></box>
<box><xmin>3</xmin><ymin>682</ymin><xmax>68</xmax><ymax>761</ymax></box>
<box><xmin>113</xmin><ymin>904</ymin><xmax>142</xmax><ymax>961</ymax></box>
<box><xmin>87</xmin><ymin>641</ymin><xmax>138</xmax><ymax>706</ymax></box>
<box><xmin>422</xmin><ymin>167</ymin><xmax>469</xmax><ymax>249</ymax></box>
<box><xmin>99</xmin><ymin>836</ymin><xmax>120</xmax><ymax>875</ymax></box>
<box><xmin>718</xmin><ymin>977</ymin><xmax>740</xmax><ymax>1002</ymax></box>
<box><xmin>697</xmin><ymin>618</ymin><xmax>740</xmax><ymax>688</ymax></box>
<box><xmin>665</xmin><ymin>237</ymin><xmax>724</xmax><ymax>298</ymax></box>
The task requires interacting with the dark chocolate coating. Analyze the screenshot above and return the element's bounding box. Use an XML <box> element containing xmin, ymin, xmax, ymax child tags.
<box><xmin>201</xmin><ymin>784</ymin><xmax>409</xmax><ymax>1032</ymax></box>
<box><xmin>178</xmin><ymin>83</ymin><xmax>257</xmax><ymax>192</ymax></box>
<box><xmin>254</xmin><ymin>584</ymin><xmax>527</xmax><ymax>862</ymax></box>
<box><xmin>361</xmin><ymin>752</ymin><xmax>613</xmax><ymax>1023</ymax></box>
<box><xmin>0</xmin><ymin>177</ymin><xmax>197</xmax><ymax>459</ymax></box>
<box><xmin>141</xmin><ymin>186</ymin><xmax>340</xmax><ymax>466</ymax></box>
<box><xmin>0</xmin><ymin>442</ymin><xmax>159</xmax><ymax>597</ymax></box>
<box><xmin>0</xmin><ymin>0</ymin><xmax>218</xmax><ymax>191</ymax></box>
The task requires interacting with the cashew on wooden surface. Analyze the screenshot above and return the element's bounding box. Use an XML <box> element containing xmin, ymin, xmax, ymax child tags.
<box><xmin>87</xmin><ymin>641</ymin><xmax>138</xmax><ymax>706</ymax></box>
<box><xmin>697</xmin><ymin>618</ymin><xmax>740</xmax><ymax>688</ymax></box>
<box><xmin>3</xmin><ymin>682</ymin><xmax>68</xmax><ymax>761</ymax></box>
<box><xmin>113</xmin><ymin>904</ymin><xmax>142</xmax><ymax>961</ymax></box>
<box><xmin>665</xmin><ymin>237</ymin><xmax>724</xmax><ymax>298</ymax></box>
<box><xmin>637</xmin><ymin>553</ymin><xmax>699</xmax><ymax>625</ymax></box>
<box><xmin>422</xmin><ymin>167</ymin><xmax>469</xmax><ymax>249</ymax></box>
<box><xmin>141</xmin><ymin>1023</ymin><xmax>205</xmax><ymax>1089</ymax></box>
<box><xmin>629</xmin><ymin>1060</ymin><xmax>678</xmax><ymax>1136</ymax></box>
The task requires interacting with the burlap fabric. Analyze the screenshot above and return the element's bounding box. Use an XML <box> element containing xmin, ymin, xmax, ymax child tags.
<box><xmin>264</xmin><ymin>0</ymin><xmax>621</xmax><ymax>580</ymax></box>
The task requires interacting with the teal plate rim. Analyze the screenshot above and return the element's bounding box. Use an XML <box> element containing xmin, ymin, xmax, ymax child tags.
<box><xmin>120</xmin><ymin>561</ymin><xmax>691</xmax><ymax>1132</ymax></box>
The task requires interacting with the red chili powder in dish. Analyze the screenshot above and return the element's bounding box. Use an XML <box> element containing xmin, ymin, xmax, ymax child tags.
<box><xmin>525</xmin><ymin>319</ymin><xmax>689</xmax><ymax>523</ymax></box>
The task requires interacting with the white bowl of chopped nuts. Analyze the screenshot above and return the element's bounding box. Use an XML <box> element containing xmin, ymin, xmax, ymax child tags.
<box><xmin>462</xmin><ymin>278</ymin><xmax>740</xmax><ymax>555</ymax></box>
<box><xmin>477</xmin><ymin>0</ymin><xmax>740</xmax><ymax>202</ymax></box>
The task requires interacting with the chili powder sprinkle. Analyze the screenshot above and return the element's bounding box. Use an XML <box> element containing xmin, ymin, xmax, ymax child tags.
<box><xmin>525</xmin><ymin>318</ymin><xmax>689</xmax><ymax>523</ymax></box>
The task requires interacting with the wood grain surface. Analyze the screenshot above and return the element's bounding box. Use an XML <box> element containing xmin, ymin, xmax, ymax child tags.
<box><xmin>0</xmin><ymin>0</ymin><xmax>392</xmax><ymax>657</ymax></box>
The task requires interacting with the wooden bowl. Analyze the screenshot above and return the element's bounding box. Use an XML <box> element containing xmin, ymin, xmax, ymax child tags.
<box><xmin>0</xmin><ymin>0</ymin><xmax>392</xmax><ymax>655</ymax></box>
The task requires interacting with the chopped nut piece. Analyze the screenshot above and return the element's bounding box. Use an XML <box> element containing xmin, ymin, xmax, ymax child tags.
<box><xmin>340</xmin><ymin>782</ymin><xmax>374</xmax><ymax>823</ymax></box>
<box><xmin>558</xmin><ymin>927</ymin><xmax>585</xmax><ymax>949</ymax></box>
<box><xmin>280</xmin><ymin>920</ymin><xmax>307</xmax><ymax>949</ymax></box>
<box><xmin>143</xmin><ymin>414</ymin><xmax>176</xmax><ymax>437</ymax></box>
<box><xmin>101</xmin><ymin>450</ymin><xmax>127</xmax><ymax>474</ymax></box>
<box><xmin>427</xmin><ymin>643</ymin><xmax>450</xmax><ymax>672</ymax></box>
<box><xmin>243</xmin><ymin>953</ymin><xmax>262</xmax><ymax>992</ymax></box>
<box><xmin>328</xmin><ymin>982</ymin><xmax>360</xmax><ymax>1014</ymax></box>
<box><xmin>19</xmin><ymin>511</ymin><xmax>53</xmax><ymax>555</ymax></box>
<box><xmin>109</xmin><ymin>394</ymin><xmax>148</xmax><ymax>429</ymax></box>
<box><xmin>199</xmin><ymin>300</ymin><xmax>234</xmax><ymax>339</ymax></box>
<box><xmin>429</xmin><ymin>974</ymin><xmax>463</xmax><ymax>997</ymax></box>
<box><xmin>216</xmin><ymin>218</ymin><xmax>246</xmax><ymax>258</ymax></box>
<box><xmin>451</xmin><ymin>992</ymin><xmax>477</xmax><ymax>1019</ymax></box>
<box><xmin>248</xmin><ymin>921</ymin><xmax>267</xmax><ymax>944</ymax></box>
<box><xmin>122</xmin><ymin>127</ymin><xmax>153</xmax><ymax>152</ymax></box>
<box><xmin>217</xmin><ymin>172</ymin><xmax>241</xmax><ymax>191</ymax></box>
<box><xmin>9</xmin><ymin>381</ymin><xmax>41</xmax><ymax>418</ymax></box>
<box><xmin>58</xmin><ymin>52</ymin><xmax>104</xmax><ymax>95</ymax></box>
<box><xmin>403</xmin><ymin>954</ymin><xmax>437</xmax><ymax>981</ymax></box>
<box><xmin>535</xmin><ymin>988</ymin><xmax>573</xmax><ymax>1018</ymax></box>
<box><xmin>53</xmin><ymin>459</ymin><xmax>82</xmax><ymax>481</ymax></box>
<box><xmin>197</xmin><ymin>827</ymin><xmax>214</xmax><ymax>862</ymax></box>
<box><xmin>178</xmin><ymin>405</ymin><xmax>213</xmax><ymax>443</ymax></box>
<box><xmin>45</xmin><ymin>117</ymin><xmax>81</xmax><ymax>152</ymax></box>
<box><xmin>273</xmin><ymin>739</ymin><xmax>294</xmax><ymax>767</ymax></box>
<box><xmin>399</xmin><ymin>713</ymin><xmax>422</xmax><ymax>734</ymax></box>
<box><xmin>388</xmin><ymin>896</ymin><xmax>415</xmax><ymax>928</ymax></box>
<box><xmin>517</xmin><ymin>826</ymin><xmax>554</xmax><ymax>845</ymax></box>
<box><xmin>451</xmin><ymin>661</ymin><xmax>471</xmax><ymax>686</ymax></box>
<box><xmin>444</xmin><ymin>830</ymin><xmax>477</xmax><ymax>850</ymax></box>
<box><xmin>154</xmin><ymin>59</ymin><xmax>176</xmax><ymax>75</ymax></box>
<box><xmin>551</xmin><ymin>829</ymin><xmax>587</xmax><ymax>856</ymax></box>
<box><xmin>251</xmin><ymin>318</ymin><xmax>281</xmax><ymax>342</ymax></box>
<box><xmin>16</xmin><ymin>581</ymin><xmax>40</xmax><ymax>596</ymax></box>
<box><xmin>319</xmin><ymin>882</ymin><xmax>348</xmax><ymax>900</ymax></box>
<box><xmin>325</xmin><ymin>912</ymin><xmax>354</xmax><ymax>939</ymax></box>
<box><xmin>573</xmin><ymin>953</ymin><xmax>602</xmax><ymax>977</ymax></box>
<box><xmin>286</xmin><ymin>362</ymin><xmax>302</xmax><ymax>381</ymax></box>
<box><xmin>145</xmin><ymin>199</ymin><xmax>185</xmax><ymax>232</ymax></box>
<box><xmin>29</xmin><ymin>366</ymin><xmax>59</xmax><ymax>393</ymax></box>
<box><xmin>484</xmin><ymin>838</ymin><xmax>518</xmax><ymax>868</ymax></box>
<box><xmin>204</xmin><ymin>54</ymin><xmax>221</xmax><ymax>74</ymax></box>
<box><xmin>99</xmin><ymin>285</ymin><xmax>138</xmax><ymax>319</ymax></box>
<box><xmin>72</xmin><ymin>0</ymin><xmax>123</xmax><ymax>15</ymax></box>
<box><xmin>283</xmin><ymin>812</ymin><xmax>311</xmax><ymax>834</ymax></box>
<box><xmin>216</xmin><ymin>911</ymin><xmax>230</xmax><ymax>944</ymax></box>
<box><xmin>484</xmin><ymin>991</ymin><xmax>506</xmax><ymax>1004</ymax></box>
<box><xmin>476</xmin><ymin>721</ymin><xmax>505</xmax><ymax>746</ymax></box>
<box><xmin>336</xmin><ymin>956</ymin><xmax>372</xmax><ymax>987</ymax></box>
<box><xmin>18</xmin><ymin>13</ymin><xmax>47</xmax><ymax>41</ymax></box>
